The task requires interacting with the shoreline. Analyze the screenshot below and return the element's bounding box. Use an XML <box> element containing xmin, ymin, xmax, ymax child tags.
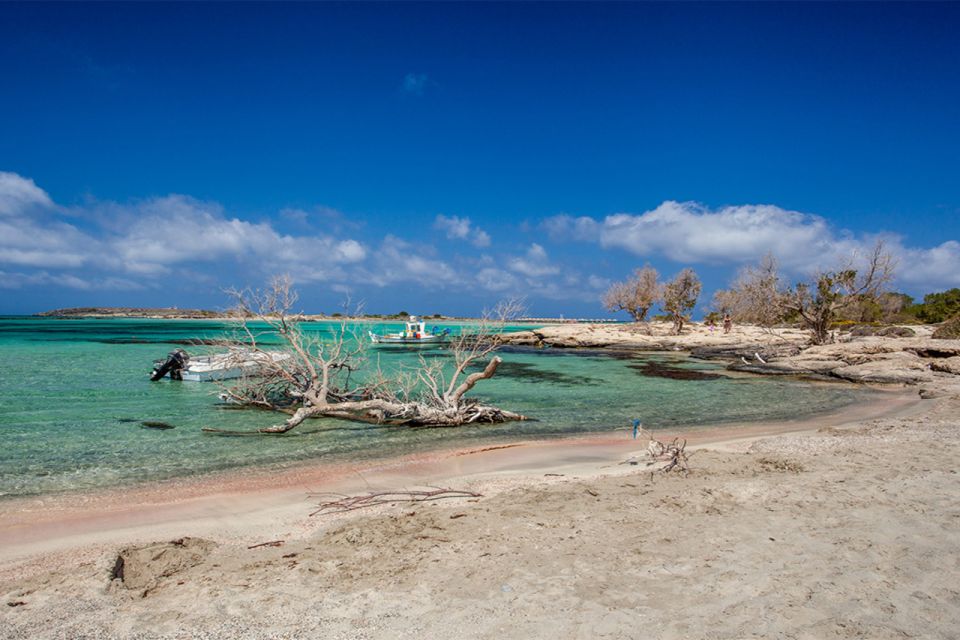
<box><xmin>4</xmin><ymin>382</ymin><xmax>959</xmax><ymax>638</ymax></box>
<box><xmin>0</xmin><ymin>384</ymin><xmax>920</xmax><ymax>565</ymax></box>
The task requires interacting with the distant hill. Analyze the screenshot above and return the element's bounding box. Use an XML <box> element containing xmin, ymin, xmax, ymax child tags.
<box><xmin>38</xmin><ymin>307</ymin><xmax>222</xmax><ymax>319</ymax></box>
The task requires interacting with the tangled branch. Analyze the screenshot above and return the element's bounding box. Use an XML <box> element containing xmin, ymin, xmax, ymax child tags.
<box><xmin>642</xmin><ymin>431</ymin><xmax>691</xmax><ymax>474</ymax></box>
<box><xmin>310</xmin><ymin>488</ymin><xmax>483</xmax><ymax>516</ymax></box>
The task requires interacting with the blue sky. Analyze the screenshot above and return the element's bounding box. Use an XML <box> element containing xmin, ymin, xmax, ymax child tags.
<box><xmin>2</xmin><ymin>2</ymin><xmax>958</xmax><ymax>316</ymax></box>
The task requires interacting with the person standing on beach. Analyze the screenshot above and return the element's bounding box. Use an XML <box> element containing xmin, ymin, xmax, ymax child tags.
<box><xmin>723</xmin><ymin>313</ymin><xmax>732</xmax><ymax>334</ymax></box>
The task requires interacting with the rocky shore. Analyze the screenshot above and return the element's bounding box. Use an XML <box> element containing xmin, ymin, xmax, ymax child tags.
<box><xmin>503</xmin><ymin>322</ymin><xmax>960</xmax><ymax>397</ymax></box>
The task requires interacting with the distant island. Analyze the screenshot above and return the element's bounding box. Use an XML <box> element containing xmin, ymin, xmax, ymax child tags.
<box><xmin>35</xmin><ymin>306</ymin><xmax>607</xmax><ymax>323</ymax></box>
<box><xmin>38</xmin><ymin>307</ymin><xmax>222</xmax><ymax>319</ymax></box>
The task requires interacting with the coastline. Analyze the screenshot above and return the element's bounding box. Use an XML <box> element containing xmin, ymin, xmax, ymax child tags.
<box><xmin>4</xmin><ymin>383</ymin><xmax>960</xmax><ymax>638</ymax></box>
<box><xmin>0</xmin><ymin>385</ymin><xmax>919</xmax><ymax>563</ymax></box>
<box><xmin>4</xmin><ymin>321</ymin><xmax>960</xmax><ymax>638</ymax></box>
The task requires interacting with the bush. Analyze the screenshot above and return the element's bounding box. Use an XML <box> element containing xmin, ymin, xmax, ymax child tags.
<box><xmin>911</xmin><ymin>288</ymin><xmax>960</xmax><ymax>324</ymax></box>
<box><xmin>932</xmin><ymin>315</ymin><xmax>960</xmax><ymax>339</ymax></box>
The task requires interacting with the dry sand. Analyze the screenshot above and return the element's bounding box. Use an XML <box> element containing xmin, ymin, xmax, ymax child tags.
<box><xmin>3</xmin><ymin>383</ymin><xmax>960</xmax><ymax>639</ymax></box>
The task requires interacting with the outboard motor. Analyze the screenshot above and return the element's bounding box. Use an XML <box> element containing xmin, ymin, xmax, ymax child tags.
<box><xmin>150</xmin><ymin>349</ymin><xmax>189</xmax><ymax>381</ymax></box>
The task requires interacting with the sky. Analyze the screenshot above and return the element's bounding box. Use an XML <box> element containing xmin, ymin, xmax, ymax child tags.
<box><xmin>1</xmin><ymin>2</ymin><xmax>958</xmax><ymax>317</ymax></box>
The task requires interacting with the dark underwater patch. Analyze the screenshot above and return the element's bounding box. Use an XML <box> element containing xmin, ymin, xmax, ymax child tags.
<box><xmin>628</xmin><ymin>361</ymin><xmax>723</xmax><ymax>381</ymax></box>
<box><xmin>470</xmin><ymin>360</ymin><xmax>601</xmax><ymax>386</ymax></box>
<box><xmin>140</xmin><ymin>421</ymin><xmax>176</xmax><ymax>430</ymax></box>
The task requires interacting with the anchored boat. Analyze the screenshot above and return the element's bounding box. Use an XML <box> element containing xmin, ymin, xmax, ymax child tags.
<box><xmin>369</xmin><ymin>316</ymin><xmax>450</xmax><ymax>345</ymax></box>
<box><xmin>150</xmin><ymin>348</ymin><xmax>290</xmax><ymax>382</ymax></box>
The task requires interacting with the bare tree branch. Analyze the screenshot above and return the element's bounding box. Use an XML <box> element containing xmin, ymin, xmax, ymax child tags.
<box><xmin>204</xmin><ymin>279</ymin><xmax>528</xmax><ymax>434</ymax></box>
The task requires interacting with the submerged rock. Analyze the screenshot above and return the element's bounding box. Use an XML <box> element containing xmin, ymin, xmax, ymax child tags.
<box><xmin>140</xmin><ymin>421</ymin><xmax>175</xmax><ymax>430</ymax></box>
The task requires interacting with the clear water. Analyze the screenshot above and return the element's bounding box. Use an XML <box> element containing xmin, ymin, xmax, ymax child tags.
<box><xmin>0</xmin><ymin>317</ymin><xmax>874</xmax><ymax>498</ymax></box>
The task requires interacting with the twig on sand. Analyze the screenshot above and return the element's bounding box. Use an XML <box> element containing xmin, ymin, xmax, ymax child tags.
<box><xmin>310</xmin><ymin>488</ymin><xmax>482</xmax><ymax>517</ymax></box>
<box><xmin>247</xmin><ymin>540</ymin><xmax>285</xmax><ymax>549</ymax></box>
<box><xmin>638</xmin><ymin>430</ymin><xmax>692</xmax><ymax>475</ymax></box>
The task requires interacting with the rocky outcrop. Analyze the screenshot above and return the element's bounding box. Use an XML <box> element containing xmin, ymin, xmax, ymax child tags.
<box><xmin>932</xmin><ymin>316</ymin><xmax>960</xmax><ymax>339</ymax></box>
<box><xmin>931</xmin><ymin>356</ymin><xmax>960</xmax><ymax>376</ymax></box>
<box><xmin>730</xmin><ymin>337</ymin><xmax>960</xmax><ymax>386</ymax></box>
<box><xmin>503</xmin><ymin>322</ymin><xmax>960</xmax><ymax>392</ymax></box>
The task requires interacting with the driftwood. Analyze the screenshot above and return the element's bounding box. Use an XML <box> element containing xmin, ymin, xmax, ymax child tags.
<box><xmin>641</xmin><ymin>431</ymin><xmax>691</xmax><ymax>474</ymax></box>
<box><xmin>247</xmin><ymin>540</ymin><xmax>285</xmax><ymax>549</ymax></box>
<box><xmin>310</xmin><ymin>488</ymin><xmax>482</xmax><ymax>517</ymax></box>
<box><xmin>203</xmin><ymin>277</ymin><xmax>529</xmax><ymax>434</ymax></box>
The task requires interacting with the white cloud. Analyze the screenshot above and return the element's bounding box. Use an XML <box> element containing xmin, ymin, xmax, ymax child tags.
<box><xmin>541</xmin><ymin>214</ymin><xmax>600</xmax><ymax>241</ymax></box>
<box><xmin>476</xmin><ymin>267</ymin><xmax>518</xmax><ymax>292</ymax></box>
<box><xmin>509</xmin><ymin>243</ymin><xmax>560</xmax><ymax>278</ymax></box>
<box><xmin>433</xmin><ymin>214</ymin><xmax>491</xmax><ymax>248</ymax></box>
<box><xmin>0</xmin><ymin>173</ymin><xmax>372</xmax><ymax>292</ymax></box>
<box><xmin>0</xmin><ymin>171</ymin><xmax>54</xmax><ymax>217</ymax></box>
<box><xmin>587</xmin><ymin>274</ymin><xmax>611</xmax><ymax>290</ymax></box>
<box><xmin>895</xmin><ymin>240</ymin><xmax>960</xmax><ymax>288</ymax></box>
<box><xmin>596</xmin><ymin>201</ymin><xmax>849</xmax><ymax>271</ymax></box>
<box><xmin>363</xmin><ymin>235</ymin><xmax>459</xmax><ymax>288</ymax></box>
<box><xmin>545</xmin><ymin>201</ymin><xmax>960</xmax><ymax>292</ymax></box>
<box><xmin>102</xmin><ymin>195</ymin><xmax>368</xmax><ymax>278</ymax></box>
<box><xmin>0</xmin><ymin>270</ymin><xmax>143</xmax><ymax>291</ymax></box>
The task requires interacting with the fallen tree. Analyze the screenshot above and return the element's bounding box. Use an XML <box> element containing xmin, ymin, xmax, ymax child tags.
<box><xmin>206</xmin><ymin>276</ymin><xmax>528</xmax><ymax>434</ymax></box>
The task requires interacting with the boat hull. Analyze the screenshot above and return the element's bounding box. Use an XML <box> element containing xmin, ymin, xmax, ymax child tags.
<box><xmin>180</xmin><ymin>365</ymin><xmax>250</xmax><ymax>382</ymax></box>
<box><xmin>370</xmin><ymin>335</ymin><xmax>446</xmax><ymax>345</ymax></box>
<box><xmin>152</xmin><ymin>351</ymin><xmax>290</xmax><ymax>382</ymax></box>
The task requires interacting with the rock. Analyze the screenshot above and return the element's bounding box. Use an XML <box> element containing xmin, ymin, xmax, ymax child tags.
<box><xmin>848</xmin><ymin>325</ymin><xmax>917</xmax><ymax>338</ymax></box>
<box><xmin>930</xmin><ymin>356</ymin><xmax>960</xmax><ymax>376</ymax></box>
<box><xmin>831</xmin><ymin>352</ymin><xmax>934</xmax><ymax>384</ymax></box>
<box><xmin>878</xmin><ymin>326</ymin><xmax>917</xmax><ymax>338</ymax></box>
<box><xmin>111</xmin><ymin>537</ymin><xmax>217</xmax><ymax>592</ymax></box>
<box><xmin>918</xmin><ymin>383</ymin><xmax>960</xmax><ymax>399</ymax></box>
<box><xmin>932</xmin><ymin>316</ymin><xmax>960</xmax><ymax>339</ymax></box>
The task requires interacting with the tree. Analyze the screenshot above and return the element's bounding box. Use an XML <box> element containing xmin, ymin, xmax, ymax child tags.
<box><xmin>911</xmin><ymin>288</ymin><xmax>960</xmax><ymax>324</ymax></box>
<box><xmin>662</xmin><ymin>268</ymin><xmax>702</xmax><ymax>334</ymax></box>
<box><xmin>603</xmin><ymin>265</ymin><xmax>661</xmax><ymax>322</ymax></box>
<box><xmin>209</xmin><ymin>276</ymin><xmax>527</xmax><ymax>434</ymax></box>
<box><xmin>783</xmin><ymin>241</ymin><xmax>896</xmax><ymax>344</ymax></box>
<box><xmin>711</xmin><ymin>253</ymin><xmax>785</xmax><ymax>329</ymax></box>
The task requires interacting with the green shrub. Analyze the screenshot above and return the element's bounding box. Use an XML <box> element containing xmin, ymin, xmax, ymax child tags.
<box><xmin>911</xmin><ymin>288</ymin><xmax>960</xmax><ymax>324</ymax></box>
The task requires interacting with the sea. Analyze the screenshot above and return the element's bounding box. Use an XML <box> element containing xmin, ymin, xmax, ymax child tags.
<box><xmin>0</xmin><ymin>316</ymin><xmax>877</xmax><ymax>498</ymax></box>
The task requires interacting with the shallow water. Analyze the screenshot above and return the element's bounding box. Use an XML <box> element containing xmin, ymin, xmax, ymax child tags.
<box><xmin>0</xmin><ymin>317</ymin><xmax>875</xmax><ymax>498</ymax></box>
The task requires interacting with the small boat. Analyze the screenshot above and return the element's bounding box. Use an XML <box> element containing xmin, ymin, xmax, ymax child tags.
<box><xmin>369</xmin><ymin>316</ymin><xmax>450</xmax><ymax>345</ymax></box>
<box><xmin>150</xmin><ymin>348</ymin><xmax>290</xmax><ymax>382</ymax></box>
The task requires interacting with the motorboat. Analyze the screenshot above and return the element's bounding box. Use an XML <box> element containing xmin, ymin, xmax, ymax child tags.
<box><xmin>150</xmin><ymin>348</ymin><xmax>291</xmax><ymax>382</ymax></box>
<box><xmin>369</xmin><ymin>316</ymin><xmax>450</xmax><ymax>345</ymax></box>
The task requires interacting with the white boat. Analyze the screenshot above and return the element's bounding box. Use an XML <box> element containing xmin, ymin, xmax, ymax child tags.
<box><xmin>151</xmin><ymin>349</ymin><xmax>290</xmax><ymax>382</ymax></box>
<box><xmin>369</xmin><ymin>316</ymin><xmax>450</xmax><ymax>345</ymax></box>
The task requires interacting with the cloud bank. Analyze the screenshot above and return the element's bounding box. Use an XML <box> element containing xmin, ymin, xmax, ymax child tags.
<box><xmin>544</xmin><ymin>201</ymin><xmax>960</xmax><ymax>289</ymax></box>
<box><xmin>2</xmin><ymin>171</ymin><xmax>956</xmax><ymax>312</ymax></box>
<box><xmin>0</xmin><ymin>171</ymin><xmax>607</xmax><ymax>307</ymax></box>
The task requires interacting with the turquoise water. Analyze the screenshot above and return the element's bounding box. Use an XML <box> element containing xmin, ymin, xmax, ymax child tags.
<box><xmin>0</xmin><ymin>317</ymin><xmax>874</xmax><ymax>498</ymax></box>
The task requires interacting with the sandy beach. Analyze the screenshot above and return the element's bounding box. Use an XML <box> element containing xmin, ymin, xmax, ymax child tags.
<box><xmin>3</xmin><ymin>376</ymin><xmax>959</xmax><ymax>639</ymax></box>
<box><xmin>6</xmin><ymin>2</ymin><xmax>960</xmax><ymax>637</ymax></box>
